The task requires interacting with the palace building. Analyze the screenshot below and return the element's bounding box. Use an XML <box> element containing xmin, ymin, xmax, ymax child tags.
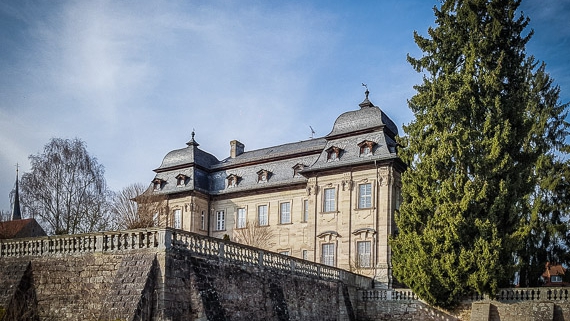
<box><xmin>143</xmin><ymin>90</ymin><xmax>405</xmax><ymax>287</ymax></box>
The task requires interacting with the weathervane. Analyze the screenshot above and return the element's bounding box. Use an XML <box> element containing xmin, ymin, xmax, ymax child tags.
<box><xmin>362</xmin><ymin>83</ymin><xmax>369</xmax><ymax>99</ymax></box>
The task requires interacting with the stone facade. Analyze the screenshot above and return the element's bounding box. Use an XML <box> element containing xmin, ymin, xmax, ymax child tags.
<box><xmin>144</xmin><ymin>92</ymin><xmax>405</xmax><ymax>287</ymax></box>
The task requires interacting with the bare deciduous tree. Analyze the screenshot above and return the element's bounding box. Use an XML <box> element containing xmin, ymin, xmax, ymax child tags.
<box><xmin>20</xmin><ymin>138</ymin><xmax>112</xmax><ymax>235</ymax></box>
<box><xmin>233</xmin><ymin>220</ymin><xmax>275</xmax><ymax>249</ymax></box>
<box><xmin>110</xmin><ymin>183</ymin><xmax>165</xmax><ymax>230</ymax></box>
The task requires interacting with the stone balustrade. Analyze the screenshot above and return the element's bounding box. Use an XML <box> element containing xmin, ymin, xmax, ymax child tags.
<box><xmin>169</xmin><ymin>229</ymin><xmax>370</xmax><ymax>287</ymax></box>
<box><xmin>361</xmin><ymin>288</ymin><xmax>419</xmax><ymax>301</ymax></box>
<box><xmin>465</xmin><ymin>287</ymin><xmax>570</xmax><ymax>302</ymax></box>
<box><xmin>0</xmin><ymin>227</ymin><xmax>372</xmax><ymax>288</ymax></box>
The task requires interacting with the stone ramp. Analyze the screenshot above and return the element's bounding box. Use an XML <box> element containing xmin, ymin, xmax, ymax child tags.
<box><xmin>98</xmin><ymin>253</ymin><xmax>158</xmax><ymax>321</ymax></box>
<box><xmin>0</xmin><ymin>258</ymin><xmax>38</xmax><ymax>320</ymax></box>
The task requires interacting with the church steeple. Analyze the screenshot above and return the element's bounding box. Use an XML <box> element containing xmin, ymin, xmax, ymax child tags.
<box><xmin>11</xmin><ymin>164</ymin><xmax>22</xmax><ymax>221</ymax></box>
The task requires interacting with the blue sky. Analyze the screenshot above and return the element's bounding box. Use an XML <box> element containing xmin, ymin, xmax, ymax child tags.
<box><xmin>1</xmin><ymin>0</ymin><xmax>569</xmax><ymax>211</ymax></box>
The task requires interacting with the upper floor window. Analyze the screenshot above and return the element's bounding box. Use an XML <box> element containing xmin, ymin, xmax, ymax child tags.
<box><xmin>293</xmin><ymin>163</ymin><xmax>306</xmax><ymax>177</ymax></box>
<box><xmin>303</xmin><ymin>199</ymin><xmax>309</xmax><ymax>222</ymax></box>
<box><xmin>173</xmin><ymin>209</ymin><xmax>182</xmax><ymax>229</ymax></box>
<box><xmin>358</xmin><ymin>183</ymin><xmax>372</xmax><ymax>209</ymax></box>
<box><xmin>324</xmin><ymin>188</ymin><xmax>336</xmax><ymax>212</ymax></box>
<box><xmin>227</xmin><ymin>174</ymin><xmax>240</xmax><ymax>188</ymax></box>
<box><xmin>176</xmin><ymin>174</ymin><xmax>188</xmax><ymax>187</ymax></box>
<box><xmin>237</xmin><ymin>208</ymin><xmax>246</xmax><ymax>229</ymax></box>
<box><xmin>280</xmin><ymin>202</ymin><xmax>291</xmax><ymax>224</ymax></box>
<box><xmin>258</xmin><ymin>204</ymin><xmax>268</xmax><ymax>226</ymax></box>
<box><xmin>152</xmin><ymin>178</ymin><xmax>165</xmax><ymax>191</ymax></box>
<box><xmin>257</xmin><ymin>169</ymin><xmax>271</xmax><ymax>183</ymax></box>
<box><xmin>326</xmin><ymin>146</ymin><xmax>342</xmax><ymax>162</ymax></box>
<box><xmin>358</xmin><ymin>140</ymin><xmax>376</xmax><ymax>157</ymax></box>
<box><xmin>279</xmin><ymin>251</ymin><xmax>290</xmax><ymax>256</ymax></box>
<box><xmin>200</xmin><ymin>211</ymin><xmax>206</xmax><ymax>230</ymax></box>
<box><xmin>216</xmin><ymin>210</ymin><xmax>225</xmax><ymax>231</ymax></box>
<box><xmin>302</xmin><ymin>250</ymin><xmax>308</xmax><ymax>260</ymax></box>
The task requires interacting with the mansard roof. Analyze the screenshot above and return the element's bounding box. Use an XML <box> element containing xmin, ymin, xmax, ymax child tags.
<box><xmin>145</xmin><ymin>91</ymin><xmax>402</xmax><ymax>197</ymax></box>
<box><xmin>154</xmin><ymin>138</ymin><xmax>219</xmax><ymax>173</ymax></box>
<box><xmin>326</xmin><ymin>97</ymin><xmax>398</xmax><ymax>139</ymax></box>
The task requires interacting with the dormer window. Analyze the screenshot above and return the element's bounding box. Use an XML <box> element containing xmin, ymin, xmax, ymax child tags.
<box><xmin>326</xmin><ymin>146</ymin><xmax>342</xmax><ymax>162</ymax></box>
<box><xmin>257</xmin><ymin>169</ymin><xmax>271</xmax><ymax>183</ymax></box>
<box><xmin>176</xmin><ymin>174</ymin><xmax>188</xmax><ymax>187</ymax></box>
<box><xmin>293</xmin><ymin>163</ymin><xmax>306</xmax><ymax>177</ymax></box>
<box><xmin>227</xmin><ymin>174</ymin><xmax>240</xmax><ymax>188</ymax></box>
<box><xmin>152</xmin><ymin>178</ymin><xmax>165</xmax><ymax>191</ymax></box>
<box><xmin>358</xmin><ymin>140</ymin><xmax>376</xmax><ymax>157</ymax></box>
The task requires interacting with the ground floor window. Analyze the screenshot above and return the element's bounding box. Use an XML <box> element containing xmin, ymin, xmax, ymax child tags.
<box><xmin>321</xmin><ymin>243</ymin><xmax>335</xmax><ymax>266</ymax></box>
<box><xmin>237</xmin><ymin>208</ymin><xmax>246</xmax><ymax>228</ymax></box>
<box><xmin>216</xmin><ymin>210</ymin><xmax>225</xmax><ymax>231</ymax></box>
<box><xmin>173</xmin><ymin>209</ymin><xmax>181</xmax><ymax>229</ymax></box>
<box><xmin>357</xmin><ymin>241</ymin><xmax>371</xmax><ymax>267</ymax></box>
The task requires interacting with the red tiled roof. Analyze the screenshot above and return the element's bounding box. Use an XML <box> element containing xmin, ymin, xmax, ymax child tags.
<box><xmin>0</xmin><ymin>218</ymin><xmax>47</xmax><ymax>239</ymax></box>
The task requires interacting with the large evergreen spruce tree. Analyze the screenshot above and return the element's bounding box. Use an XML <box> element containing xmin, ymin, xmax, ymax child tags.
<box><xmin>391</xmin><ymin>0</ymin><xmax>569</xmax><ymax>307</ymax></box>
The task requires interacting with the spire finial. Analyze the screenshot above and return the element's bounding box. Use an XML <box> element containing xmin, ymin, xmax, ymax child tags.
<box><xmin>11</xmin><ymin>163</ymin><xmax>22</xmax><ymax>220</ymax></box>
<box><xmin>359</xmin><ymin>83</ymin><xmax>374</xmax><ymax>108</ymax></box>
<box><xmin>186</xmin><ymin>128</ymin><xmax>200</xmax><ymax>147</ymax></box>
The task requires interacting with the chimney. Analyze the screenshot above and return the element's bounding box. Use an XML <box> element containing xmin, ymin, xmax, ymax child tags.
<box><xmin>230</xmin><ymin>140</ymin><xmax>245</xmax><ymax>158</ymax></box>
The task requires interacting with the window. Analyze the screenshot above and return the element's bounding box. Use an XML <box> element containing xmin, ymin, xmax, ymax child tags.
<box><xmin>216</xmin><ymin>210</ymin><xmax>225</xmax><ymax>231</ymax></box>
<box><xmin>237</xmin><ymin>208</ymin><xmax>246</xmax><ymax>229</ymax></box>
<box><xmin>227</xmin><ymin>174</ymin><xmax>239</xmax><ymax>188</ymax></box>
<box><xmin>280</xmin><ymin>202</ymin><xmax>291</xmax><ymax>224</ymax></box>
<box><xmin>302</xmin><ymin>250</ymin><xmax>308</xmax><ymax>260</ymax></box>
<box><xmin>552</xmin><ymin>275</ymin><xmax>563</xmax><ymax>283</ymax></box>
<box><xmin>359</xmin><ymin>183</ymin><xmax>372</xmax><ymax>208</ymax></box>
<box><xmin>357</xmin><ymin>241</ymin><xmax>371</xmax><ymax>268</ymax></box>
<box><xmin>176</xmin><ymin>174</ymin><xmax>188</xmax><ymax>187</ymax></box>
<box><xmin>303</xmin><ymin>199</ymin><xmax>309</xmax><ymax>222</ymax></box>
<box><xmin>257</xmin><ymin>169</ymin><xmax>271</xmax><ymax>183</ymax></box>
<box><xmin>324</xmin><ymin>188</ymin><xmax>336</xmax><ymax>212</ymax></box>
<box><xmin>321</xmin><ymin>243</ymin><xmax>335</xmax><ymax>266</ymax></box>
<box><xmin>279</xmin><ymin>251</ymin><xmax>290</xmax><ymax>256</ymax></box>
<box><xmin>152</xmin><ymin>178</ymin><xmax>164</xmax><ymax>191</ymax></box>
<box><xmin>200</xmin><ymin>211</ymin><xmax>205</xmax><ymax>230</ymax></box>
<box><xmin>153</xmin><ymin>212</ymin><xmax>159</xmax><ymax>226</ymax></box>
<box><xmin>293</xmin><ymin>164</ymin><xmax>305</xmax><ymax>177</ymax></box>
<box><xmin>358</xmin><ymin>140</ymin><xmax>376</xmax><ymax>156</ymax></box>
<box><xmin>173</xmin><ymin>209</ymin><xmax>181</xmax><ymax>229</ymax></box>
<box><xmin>258</xmin><ymin>205</ymin><xmax>268</xmax><ymax>226</ymax></box>
<box><xmin>326</xmin><ymin>146</ymin><xmax>342</xmax><ymax>161</ymax></box>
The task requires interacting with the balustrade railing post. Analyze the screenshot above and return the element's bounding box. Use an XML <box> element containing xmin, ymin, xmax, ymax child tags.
<box><xmin>158</xmin><ymin>229</ymin><xmax>172</xmax><ymax>250</ymax></box>
<box><xmin>258</xmin><ymin>251</ymin><xmax>264</xmax><ymax>267</ymax></box>
<box><xmin>219</xmin><ymin>243</ymin><xmax>225</xmax><ymax>259</ymax></box>
<box><xmin>95</xmin><ymin>234</ymin><xmax>105</xmax><ymax>252</ymax></box>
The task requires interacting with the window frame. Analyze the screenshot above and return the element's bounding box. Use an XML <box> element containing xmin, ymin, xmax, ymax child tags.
<box><xmin>200</xmin><ymin>211</ymin><xmax>206</xmax><ymax>231</ymax></box>
<box><xmin>356</xmin><ymin>241</ymin><xmax>372</xmax><ymax>268</ymax></box>
<box><xmin>173</xmin><ymin>209</ymin><xmax>182</xmax><ymax>229</ymax></box>
<box><xmin>236</xmin><ymin>208</ymin><xmax>246</xmax><ymax>229</ymax></box>
<box><xmin>321</xmin><ymin>243</ymin><xmax>335</xmax><ymax>266</ymax></box>
<box><xmin>303</xmin><ymin>199</ymin><xmax>309</xmax><ymax>222</ymax></box>
<box><xmin>552</xmin><ymin>275</ymin><xmax>563</xmax><ymax>283</ymax></box>
<box><xmin>258</xmin><ymin>204</ymin><xmax>269</xmax><ymax>226</ymax></box>
<box><xmin>323</xmin><ymin>188</ymin><xmax>336</xmax><ymax>212</ymax></box>
<box><xmin>216</xmin><ymin>210</ymin><xmax>225</xmax><ymax>231</ymax></box>
<box><xmin>358</xmin><ymin>183</ymin><xmax>372</xmax><ymax>209</ymax></box>
<box><xmin>279</xmin><ymin>202</ymin><xmax>291</xmax><ymax>224</ymax></box>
